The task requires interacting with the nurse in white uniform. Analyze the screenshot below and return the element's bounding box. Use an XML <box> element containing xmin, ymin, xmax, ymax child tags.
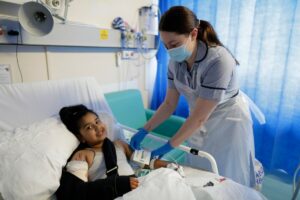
<box><xmin>130</xmin><ymin>6</ymin><xmax>256</xmax><ymax>187</ymax></box>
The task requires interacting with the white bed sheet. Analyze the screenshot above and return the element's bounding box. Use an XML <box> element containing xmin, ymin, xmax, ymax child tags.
<box><xmin>116</xmin><ymin>167</ymin><xmax>267</xmax><ymax>200</ymax></box>
<box><xmin>184</xmin><ymin>167</ymin><xmax>267</xmax><ymax>200</ymax></box>
<box><xmin>119</xmin><ymin>168</ymin><xmax>196</xmax><ymax>200</ymax></box>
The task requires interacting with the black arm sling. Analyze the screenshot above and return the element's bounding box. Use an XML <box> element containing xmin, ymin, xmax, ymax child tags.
<box><xmin>55</xmin><ymin>138</ymin><xmax>132</xmax><ymax>200</ymax></box>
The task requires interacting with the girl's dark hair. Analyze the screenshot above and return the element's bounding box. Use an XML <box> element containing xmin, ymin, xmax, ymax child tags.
<box><xmin>60</xmin><ymin>104</ymin><xmax>99</xmax><ymax>163</ymax></box>
<box><xmin>159</xmin><ymin>6</ymin><xmax>239</xmax><ymax>65</ymax></box>
<box><xmin>59</xmin><ymin>104</ymin><xmax>97</xmax><ymax>137</ymax></box>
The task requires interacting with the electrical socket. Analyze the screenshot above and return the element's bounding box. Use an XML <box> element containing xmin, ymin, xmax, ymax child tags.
<box><xmin>46</xmin><ymin>0</ymin><xmax>62</xmax><ymax>9</ymax></box>
<box><xmin>121</xmin><ymin>50</ymin><xmax>136</xmax><ymax>60</ymax></box>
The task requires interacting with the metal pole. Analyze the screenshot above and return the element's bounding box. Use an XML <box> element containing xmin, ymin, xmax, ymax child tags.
<box><xmin>292</xmin><ymin>179</ymin><xmax>300</xmax><ymax>200</ymax></box>
<box><xmin>292</xmin><ymin>164</ymin><xmax>300</xmax><ymax>200</ymax></box>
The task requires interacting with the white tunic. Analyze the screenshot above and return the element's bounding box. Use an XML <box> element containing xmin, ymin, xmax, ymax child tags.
<box><xmin>168</xmin><ymin>41</ymin><xmax>256</xmax><ymax>187</ymax></box>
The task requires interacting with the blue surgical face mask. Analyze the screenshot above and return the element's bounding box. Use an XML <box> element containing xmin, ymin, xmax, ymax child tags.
<box><xmin>167</xmin><ymin>36</ymin><xmax>192</xmax><ymax>62</ymax></box>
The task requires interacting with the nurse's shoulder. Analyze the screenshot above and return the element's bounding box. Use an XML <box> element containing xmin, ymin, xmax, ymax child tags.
<box><xmin>196</xmin><ymin>47</ymin><xmax>235</xmax><ymax>80</ymax></box>
<box><xmin>205</xmin><ymin>45</ymin><xmax>235</xmax><ymax>65</ymax></box>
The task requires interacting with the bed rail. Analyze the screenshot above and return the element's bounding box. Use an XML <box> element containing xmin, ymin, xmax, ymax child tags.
<box><xmin>119</xmin><ymin>124</ymin><xmax>219</xmax><ymax>175</ymax></box>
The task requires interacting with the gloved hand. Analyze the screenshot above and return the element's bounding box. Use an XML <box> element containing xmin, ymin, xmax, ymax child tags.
<box><xmin>130</xmin><ymin>128</ymin><xmax>148</xmax><ymax>150</ymax></box>
<box><xmin>151</xmin><ymin>141</ymin><xmax>174</xmax><ymax>159</ymax></box>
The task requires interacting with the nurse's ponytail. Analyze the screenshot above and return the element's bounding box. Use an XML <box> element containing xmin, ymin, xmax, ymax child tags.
<box><xmin>198</xmin><ymin>20</ymin><xmax>239</xmax><ymax>65</ymax></box>
<box><xmin>197</xmin><ymin>20</ymin><xmax>223</xmax><ymax>47</ymax></box>
<box><xmin>159</xmin><ymin>6</ymin><xmax>239</xmax><ymax>65</ymax></box>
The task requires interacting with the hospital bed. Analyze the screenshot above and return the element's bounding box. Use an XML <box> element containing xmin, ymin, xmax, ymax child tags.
<box><xmin>0</xmin><ymin>78</ymin><xmax>266</xmax><ymax>200</ymax></box>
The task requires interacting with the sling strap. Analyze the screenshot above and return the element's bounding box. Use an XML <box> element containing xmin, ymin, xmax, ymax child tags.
<box><xmin>102</xmin><ymin>138</ymin><xmax>119</xmax><ymax>177</ymax></box>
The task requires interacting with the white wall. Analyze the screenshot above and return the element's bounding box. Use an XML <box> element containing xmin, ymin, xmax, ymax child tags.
<box><xmin>0</xmin><ymin>0</ymin><xmax>157</xmax><ymax>107</ymax></box>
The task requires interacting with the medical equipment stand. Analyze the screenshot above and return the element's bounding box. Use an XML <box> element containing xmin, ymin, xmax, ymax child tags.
<box><xmin>292</xmin><ymin>179</ymin><xmax>300</xmax><ymax>200</ymax></box>
<box><xmin>119</xmin><ymin>124</ymin><xmax>219</xmax><ymax>175</ymax></box>
<box><xmin>292</xmin><ymin>164</ymin><xmax>300</xmax><ymax>200</ymax></box>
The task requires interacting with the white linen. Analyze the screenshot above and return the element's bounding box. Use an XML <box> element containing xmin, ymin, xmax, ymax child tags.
<box><xmin>119</xmin><ymin>168</ymin><xmax>196</xmax><ymax>200</ymax></box>
<box><xmin>183</xmin><ymin>167</ymin><xmax>267</xmax><ymax>200</ymax></box>
<box><xmin>116</xmin><ymin>167</ymin><xmax>267</xmax><ymax>200</ymax></box>
<box><xmin>0</xmin><ymin>117</ymin><xmax>79</xmax><ymax>200</ymax></box>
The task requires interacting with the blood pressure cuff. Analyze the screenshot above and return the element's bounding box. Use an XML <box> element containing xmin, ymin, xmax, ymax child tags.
<box><xmin>55</xmin><ymin>171</ymin><xmax>131</xmax><ymax>200</ymax></box>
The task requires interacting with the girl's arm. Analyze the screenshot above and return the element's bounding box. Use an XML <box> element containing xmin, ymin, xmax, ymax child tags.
<box><xmin>149</xmin><ymin>159</ymin><xmax>168</xmax><ymax>169</ymax></box>
<box><xmin>71</xmin><ymin>149</ymin><xmax>95</xmax><ymax>168</ymax></box>
<box><xmin>114</xmin><ymin>140</ymin><xmax>134</xmax><ymax>159</ymax></box>
<box><xmin>114</xmin><ymin>140</ymin><xmax>171</xmax><ymax>169</ymax></box>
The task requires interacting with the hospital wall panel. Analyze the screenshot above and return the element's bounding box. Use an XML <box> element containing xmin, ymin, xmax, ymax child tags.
<box><xmin>0</xmin><ymin>45</ymin><xmax>48</xmax><ymax>82</ymax></box>
<box><xmin>0</xmin><ymin>0</ymin><xmax>155</xmax><ymax>107</ymax></box>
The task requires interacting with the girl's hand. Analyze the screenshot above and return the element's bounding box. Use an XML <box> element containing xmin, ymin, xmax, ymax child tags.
<box><xmin>129</xmin><ymin>177</ymin><xmax>139</xmax><ymax>189</ymax></box>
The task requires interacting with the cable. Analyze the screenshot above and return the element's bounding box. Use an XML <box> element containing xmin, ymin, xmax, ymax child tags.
<box><xmin>294</xmin><ymin>165</ymin><xmax>300</xmax><ymax>191</ymax></box>
<box><xmin>15</xmin><ymin>25</ymin><xmax>24</xmax><ymax>83</ymax></box>
<box><xmin>116</xmin><ymin>52</ymin><xmax>122</xmax><ymax>90</ymax></box>
<box><xmin>44</xmin><ymin>46</ymin><xmax>50</xmax><ymax>80</ymax></box>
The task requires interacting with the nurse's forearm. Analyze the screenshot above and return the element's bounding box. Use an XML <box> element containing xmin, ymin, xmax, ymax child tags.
<box><xmin>144</xmin><ymin>101</ymin><xmax>176</xmax><ymax>131</ymax></box>
<box><xmin>144</xmin><ymin>89</ymin><xmax>179</xmax><ymax>131</ymax></box>
<box><xmin>170</xmin><ymin>115</ymin><xmax>206</xmax><ymax>147</ymax></box>
<box><xmin>170</xmin><ymin>98</ymin><xmax>217</xmax><ymax>147</ymax></box>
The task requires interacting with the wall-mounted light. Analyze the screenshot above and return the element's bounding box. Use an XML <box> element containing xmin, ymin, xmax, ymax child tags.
<box><xmin>18</xmin><ymin>0</ymin><xmax>73</xmax><ymax>36</ymax></box>
<box><xmin>18</xmin><ymin>2</ymin><xmax>54</xmax><ymax>36</ymax></box>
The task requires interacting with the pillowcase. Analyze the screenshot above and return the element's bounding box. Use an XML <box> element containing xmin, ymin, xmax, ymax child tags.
<box><xmin>0</xmin><ymin>117</ymin><xmax>79</xmax><ymax>200</ymax></box>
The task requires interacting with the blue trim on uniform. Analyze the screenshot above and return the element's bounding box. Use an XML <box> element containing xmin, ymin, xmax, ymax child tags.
<box><xmin>231</xmin><ymin>91</ymin><xmax>239</xmax><ymax>98</ymax></box>
<box><xmin>195</xmin><ymin>42</ymin><xmax>208</xmax><ymax>63</ymax></box>
<box><xmin>201</xmin><ymin>84</ymin><xmax>226</xmax><ymax>90</ymax></box>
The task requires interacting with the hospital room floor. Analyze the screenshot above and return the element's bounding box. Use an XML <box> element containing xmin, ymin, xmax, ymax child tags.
<box><xmin>261</xmin><ymin>172</ymin><xmax>298</xmax><ymax>200</ymax></box>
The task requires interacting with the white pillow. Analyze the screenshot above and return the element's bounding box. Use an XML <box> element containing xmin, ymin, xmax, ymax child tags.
<box><xmin>0</xmin><ymin>117</ymin><xmax>79</xmax><ymax>200</ymax></box>
<box><xmin>0</xmin><ymin>78</ymin><xmax>112</xmax><ymax>131</ymax></box>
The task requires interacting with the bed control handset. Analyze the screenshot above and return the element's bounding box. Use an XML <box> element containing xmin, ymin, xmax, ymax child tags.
<box><xmin>132</xmin><ymin>149</ymin><xmax>151</xmax><ymax>167</ymax></box>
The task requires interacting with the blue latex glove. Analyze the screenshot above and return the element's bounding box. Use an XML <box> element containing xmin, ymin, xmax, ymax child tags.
<box><xmin>151</xmin><ymin>141</ymin><xmax>174</xmax><ymax>159</ymax></box>
<box><xmin>130</xmin><ymin>128</ymin><xmax>148</xmax><ymax>150</ymax></box>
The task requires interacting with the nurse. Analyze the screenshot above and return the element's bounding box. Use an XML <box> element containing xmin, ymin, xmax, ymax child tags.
<box><xmin>130</xmin><ymin>6</ymin><xmax>256</xmax><ymax>187</ymax></box>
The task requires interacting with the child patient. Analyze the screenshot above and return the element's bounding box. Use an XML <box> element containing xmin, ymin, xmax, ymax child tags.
<box><xmin>59</xmin><ymin>104</ymin><xmax>181</xmax><ymax>189</ymax></box>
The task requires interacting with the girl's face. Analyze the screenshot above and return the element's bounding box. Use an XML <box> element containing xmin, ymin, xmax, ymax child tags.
<box><xmin>78</xmin><ymin>112</ymin><xmax>107</xmax><ymax>147</ymax></box>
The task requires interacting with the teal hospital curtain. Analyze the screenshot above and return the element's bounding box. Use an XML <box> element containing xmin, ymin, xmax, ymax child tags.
<box><xmin>151</xmin><ymin>0</ymin><xmax>300</xmax><ymax>178</ymax></box>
